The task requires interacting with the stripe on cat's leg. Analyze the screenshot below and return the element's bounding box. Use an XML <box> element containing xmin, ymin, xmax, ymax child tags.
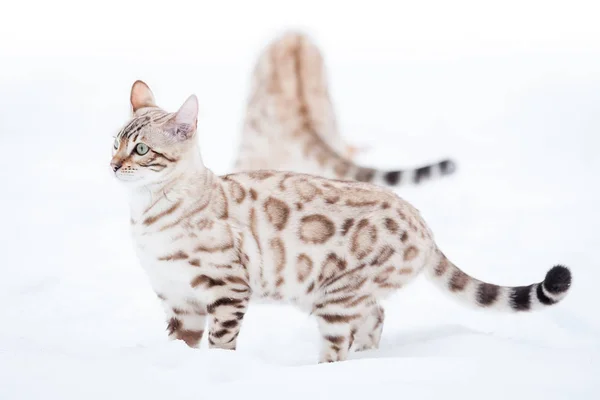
<box><xmin>349</xmin><ymin>304</ymin><xmax>384</xmax><ymax>352</ymax></box>
<box><xmin>315</xmin><ymin>311</ymin><xmax>362</xmax><ymax>363</ymax></box>
<box><xmin>162</xmin><ymin>297</ymin><xmax>207</xmax><ymax>348</ymax></box>
<box><xmin>206</xmin><ymin>294</ymin><xmax>249</xmax><ymax>350</ymax></box>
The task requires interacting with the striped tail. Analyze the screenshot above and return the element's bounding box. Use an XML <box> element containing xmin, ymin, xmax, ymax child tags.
<box><xmin>305</xmin><ymin>132</ymin><xmax>457</xmax><ymax>187</ymax></box>
<box><xmin>365</xmin><ymin>159</ymin><xmax>456</xmax><ymax>187</ymax></box>
<box><xmin>427</xmin><ymin>252</ymin><xmax>572</xmax><ymax>312</ymax></box>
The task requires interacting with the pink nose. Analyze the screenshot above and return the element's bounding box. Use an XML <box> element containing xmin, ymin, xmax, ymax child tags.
<box><xmin>110</xmin><ymin>161</ymin><xmax>122</xmax><ymax>172</ymax></box>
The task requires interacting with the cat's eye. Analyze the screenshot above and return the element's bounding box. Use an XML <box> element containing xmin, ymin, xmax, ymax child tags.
<box><xmin>113</xmin><ymin>138</ymin><xmax>119</xmax><ymax>150</ymax></box>
<box><xmin>135</xmin><ymin>143</ymin><xmax>149</xmax><ymax>155</ymax></box>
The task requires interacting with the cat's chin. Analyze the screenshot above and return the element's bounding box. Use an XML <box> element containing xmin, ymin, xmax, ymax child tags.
<box><xmin>115</xmin><ymin>174</ymin><xmax>170</xmax><ymax>191</ymax></box>
<box><xmin>114</xmin><ymin>173</ymin><xmax>147</xmax><ymax>186</ymax></box>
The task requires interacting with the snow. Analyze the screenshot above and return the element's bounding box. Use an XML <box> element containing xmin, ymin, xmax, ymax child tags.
<box><xmin>1</xmin><ymin>1</ymin><xmax>600</xmax><ymax>398</ymax></box>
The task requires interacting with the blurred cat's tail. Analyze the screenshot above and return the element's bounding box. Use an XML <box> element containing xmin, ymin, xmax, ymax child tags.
<box><xmin>310</xmin><ymin>137</ymin><xmax>457</xmax><ymax>187</ymax></box>
<box><xmin>355</xmin><ymin>159</ymin><xmax>457</xmax><ymax>187</ymax></box>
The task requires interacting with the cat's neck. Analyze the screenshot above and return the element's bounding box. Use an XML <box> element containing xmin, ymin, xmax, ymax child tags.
<box><xmin>128</xmin><ymin>146</ymin><xmax>217</xmax><ymax>219</ymax></box>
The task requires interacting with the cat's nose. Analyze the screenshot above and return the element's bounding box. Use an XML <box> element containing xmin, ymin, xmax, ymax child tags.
<box><xmin>111</xmin><ymin>161</ymin><xmax>122</xmax><ymax>172</ymax></box>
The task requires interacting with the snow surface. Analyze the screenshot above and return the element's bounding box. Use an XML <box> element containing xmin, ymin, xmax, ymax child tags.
<box><xmin>1</xmin><ymin>1</ymin><xmax>600</xmax><ymax>398</ymax></box>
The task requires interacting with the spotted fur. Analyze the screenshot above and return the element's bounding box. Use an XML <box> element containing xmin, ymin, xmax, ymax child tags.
<box><xmin>111</xmin><ymin>80</ymin><xmax>572</xmax><ymax>364</ymax></box>
<box><xmin>233</xmin><ymin>31</ymin><xmax>456</xmax><ymax>187</ymax></box>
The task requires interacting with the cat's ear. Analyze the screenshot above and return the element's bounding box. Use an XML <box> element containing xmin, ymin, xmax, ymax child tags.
<box><xmin>165</xmin><ymin>95</ymin><xmax>198</xmax><ymax>140</ymax></box>
<box><xmin>130</xmin><ymin>80</ymin><xmax>157</xmax><ymax>112</ymax></box>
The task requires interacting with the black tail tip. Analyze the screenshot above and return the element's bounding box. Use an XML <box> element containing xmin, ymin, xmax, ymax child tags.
<box><xmin>544</xmin><ymin>265</ymin><xmax>572</xmax><ymax>294</ymax></box>
<box><xmin>439</xmin><ymin>159</ymin><xmax>457</xmax><ymax>175</ymax></box>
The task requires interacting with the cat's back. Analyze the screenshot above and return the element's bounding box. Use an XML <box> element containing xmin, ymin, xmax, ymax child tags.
<box><xmin>221</xmin><ymin>170</ymin><xmax>424</xmax><ymax>223</ymax></box>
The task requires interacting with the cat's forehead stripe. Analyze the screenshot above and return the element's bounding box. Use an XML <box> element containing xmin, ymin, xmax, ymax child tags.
<box><xmin>153</xmin><ymin>112</ymin><xmax>173</xmax><ymax>123</ymax></box>
<box><xmin>125</xmin><ymin>117</ymin><xmax>151</xmax><ymax>139</ymax></box>
<box><xmin>117</xmin><ymin>110</ymin><xmax>173</xmax><ymax>139</ymax></box>
<box><xmin>118</xmin><ymin>116</ymin><xmax>149</xmax><ymax>139</ymax></box>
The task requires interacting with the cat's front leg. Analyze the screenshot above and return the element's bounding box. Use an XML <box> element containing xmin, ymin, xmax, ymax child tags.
<box><xmin>158</xmin><ymin>294</ymin><xmax>207</xmax><ymax>348</ymax></box>
<box><xmin>206</xmin><ymin>294</ymin><xmax>249</xmax><ymax>350</ymax></box>
<box><xmin>191</xmin><ymin>274</ymin><xmax>251</xmax><ymax>351</ymax></box>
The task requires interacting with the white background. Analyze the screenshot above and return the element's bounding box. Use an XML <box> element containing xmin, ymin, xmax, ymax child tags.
<box><xmin>1</xmin><ymin>1</ymin><xmax>599</xmax><ymax>398</ymax></box>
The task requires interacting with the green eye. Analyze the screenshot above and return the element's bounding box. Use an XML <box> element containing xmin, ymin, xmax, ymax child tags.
<box><xmin>135</xmin><ymin>143</ymin><xmax>149</xmax><ymax>155</ymax></box>
<box><xmin>113</xmin><ymin>138</ymin><xmax>119</xmax><ymax>150</ymax></box>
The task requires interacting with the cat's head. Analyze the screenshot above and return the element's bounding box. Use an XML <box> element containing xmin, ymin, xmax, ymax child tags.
<box><xmin>110</xmin><ymin>80</ymin><xmax>198</xmax><ymax>187</ymax></box>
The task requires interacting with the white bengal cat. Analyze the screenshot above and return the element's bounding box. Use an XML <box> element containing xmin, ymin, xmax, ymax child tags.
<box><xmin>233</xmin><ymin>31</ymin><xmax>456</xmax><ymax>187</ymax></box>
<box><xmin>111</xmin><ymin>80</ymin><xmax>572</xmax><ymax>363</ymax></box>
